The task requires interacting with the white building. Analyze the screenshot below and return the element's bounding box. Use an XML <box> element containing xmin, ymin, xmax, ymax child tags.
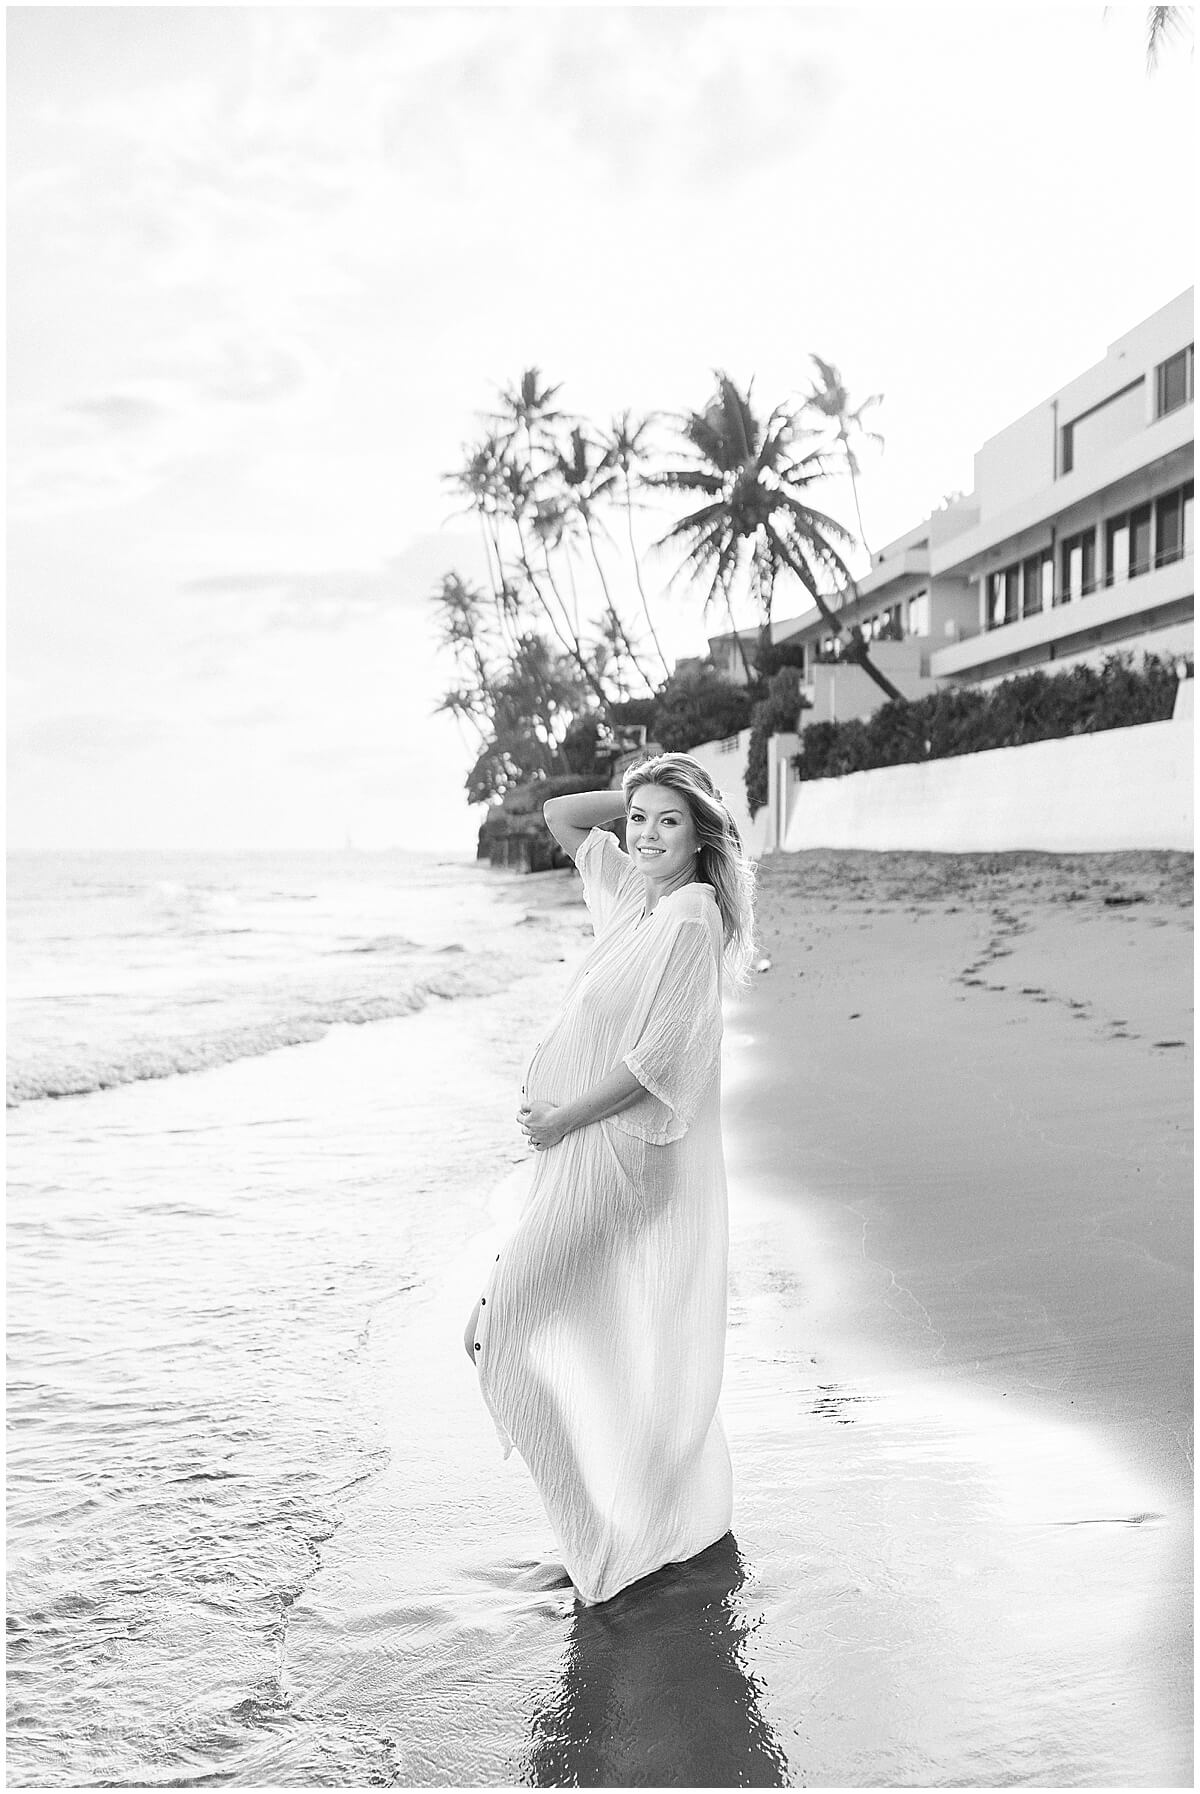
<box><xmin>770</xmin><ymin>289</ymin><xmax>1194</xmax><ymax>714</ymax></box>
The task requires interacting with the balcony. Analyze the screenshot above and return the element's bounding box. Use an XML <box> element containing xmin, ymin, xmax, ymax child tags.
<box><xmin>930</xmin><ymin>553</ymin><xmax>1194</xmax><ymax>680</ymax></box>
<box><xmin>857</xmin><ymin>545</ymin><xmax>931</xmax><ymax>597</ymax></box>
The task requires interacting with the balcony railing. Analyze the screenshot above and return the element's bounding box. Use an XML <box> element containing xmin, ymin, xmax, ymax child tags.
<box><xmin>985</xmin><ymin>547</ymin><xmax>1193</xmax><ymax>633</ymax></box>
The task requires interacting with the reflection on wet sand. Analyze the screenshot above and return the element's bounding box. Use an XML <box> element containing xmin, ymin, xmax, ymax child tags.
<box><xmin>522</xmin><ymin>1532</ymin><xmax>787</xmax><ymax>1788</ymax></box>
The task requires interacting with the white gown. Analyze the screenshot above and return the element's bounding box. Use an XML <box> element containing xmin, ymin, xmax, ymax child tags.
<box><xmin>473</xmin><ymin>826</ymin><xmax>732</xmax><ymax>1605</ymax></box>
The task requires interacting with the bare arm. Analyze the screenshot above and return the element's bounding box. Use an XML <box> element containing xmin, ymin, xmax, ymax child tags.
<box><xmin>554</xmin><ymin>1062</ymin><xmax>644</xmax><ymax>1133</ymax></box>
<box><xmin>520</xmin><ymin>1062</ymin><xmax>645</xmax><ymax>1151</ymax></box>
<box><xmin>543</xmin><ymin>789</ymin><xmax>627</xmax><ymax>862</ymax></box>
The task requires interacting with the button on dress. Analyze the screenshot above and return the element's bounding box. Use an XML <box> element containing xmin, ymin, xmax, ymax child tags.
<box><xmin>473</xmin><ymin>826</ymin><xmax>732</xmax><ymax>1606</ymax></box>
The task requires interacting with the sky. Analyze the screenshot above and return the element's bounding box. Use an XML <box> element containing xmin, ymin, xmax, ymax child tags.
<box><xmin>7</xmin><ymin>4</ymin><xmax>1194</xmax><ymax>854</ymax></box>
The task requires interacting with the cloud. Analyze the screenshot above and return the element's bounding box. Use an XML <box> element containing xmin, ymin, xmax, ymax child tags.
<box><xmin>204</xmin><ymin>341</ymin><xmax>307</xmax><ymax>404</ymax></box>
<box><xmin>66</xmin><ymin>394</ymin><xmax>167</xmax><ymax>431</ymax></box>
<box><xmin>377</xmin><ymin>11</ymin><xmax>837</xmax><ymax>195</ymax></box>
<box><xmin>13</xmin><ymin>712</ymin><xmax>172</xmax><ymax>763</ymax></box>
<box><xmin>10</xmin><ymin>324</ymin><xmax>318</xmax><ymax>517</ymax></box>
<box><xmin>181</xmin><ymin>532</ymin><xmax>486</xmax><ymax>631</ymax></box>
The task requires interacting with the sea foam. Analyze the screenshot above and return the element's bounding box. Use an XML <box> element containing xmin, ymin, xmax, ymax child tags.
<box><xmin>6</xmin><ymin>961</ymin><xmax>509</xmax><ymax>1106</ymax></box>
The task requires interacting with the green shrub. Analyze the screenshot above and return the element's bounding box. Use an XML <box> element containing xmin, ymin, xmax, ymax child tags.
<box><xmin>478</xmin><ymin>771</ymin><xmax>614</xmax><ymax>869</ymax></box>
<box><xmin>790</xmin><ymin>653</ymin><xmax>1179</xmax><ymax>787</ymax></box>
<box><xmin>755</xmin><ymin>638</ymin><xmax>809</xmax><ymax>680</ymax></box>
<box><xmin>607</xmin><ymin>697</ymin><xmax>658</xmax><ymax>734</ymax></box>
<box><xmin>746</xmin><ymin>668</ymin><xmax>807</xmax><ymax>815</ymax></box>
<box><xmin>653</xmin><ymin>663</ymin><xmax>754</xmax><ymax>753</ymax></box>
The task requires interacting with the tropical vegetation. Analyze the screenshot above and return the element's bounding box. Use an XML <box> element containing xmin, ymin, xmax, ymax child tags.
<box><xmin>433</xmin><ymin>359</ymin><xmax>889</xmax><ymax>851</ymax></box>
<box><xmin>788</xmin><ymin>653</ymin><xmax>1179</xmax><ymax>790</ymax></box>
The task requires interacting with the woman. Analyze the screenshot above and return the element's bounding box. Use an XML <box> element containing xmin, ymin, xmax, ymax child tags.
<box><xmin>465</xmin><ymin>752</ymin><xmax>755</xmax><ymax>1607</ymax></box>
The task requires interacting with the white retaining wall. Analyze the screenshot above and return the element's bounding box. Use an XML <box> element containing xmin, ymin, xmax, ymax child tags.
<box><xmin>689</xmin><ymin>701</ymin><xmax>1194</xmax><ymax>856</ymax></box>
<box><xmin>780</xmin><ymin>712</ymin><xmax>1193</xmax><ymax>853</ymax></box>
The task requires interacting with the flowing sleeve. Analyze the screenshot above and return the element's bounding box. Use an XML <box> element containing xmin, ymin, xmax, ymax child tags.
<box><xmin>611</xmin><ymin>914</ymin><xmax>723</xmax><ymax>1145</ymax></box>
<box><xmin>574</xmin><ymin>824</ymin><xmax>638</xmax><ymax>937</ymax></box>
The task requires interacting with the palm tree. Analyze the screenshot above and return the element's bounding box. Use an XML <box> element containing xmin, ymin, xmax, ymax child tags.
<box><xmin>431</xmin><ymin>572</ymin><xmax>499</xmax><ymax>715</ymax></box>
<box><xmin>444</xmin><ymin>435</ymin><xmax>525</xmax><ymax>655</ymax></box>
<box><xmin>805</xmin><ymin>355</ymin><xmax>884</xmax><ymax>558</ymax></box>
<box><xmin>446</xmin><ymin>432</ymin><xmax>613</xmax><ymax>713</ymax></box>
<box><xmin>600</xmin><ymin>411</ymin><xmax>672</xmax><ymax>682</ymax></box>
<box><xmin>550</xmin><ymin>425</ymin><xmax>658</xmax><ymax>696</ymax></box>
<box><xmin>493</xmin><ymin>633</ymin><xmax>585</xmax><ymax>779</ymax></box>
<box><xmin>654</xmin><ymin>373</ymin><xmax>905</xmax><ymax>704</ymax></box>
<box><xmin>488</xmin><ymin>367</ymin><xmax>571</xmax><ymax>466</ymax></box>
<box><xmin>434</xmin><ymin>684</ymin><xmax>491</xmax><ymax>753</ymax></box>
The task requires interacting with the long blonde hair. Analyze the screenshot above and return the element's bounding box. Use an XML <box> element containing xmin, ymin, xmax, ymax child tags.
<box><xmin>621</xmin><ymin>752</ymin><xmax>757</xmax><ymax>984</ymax></box>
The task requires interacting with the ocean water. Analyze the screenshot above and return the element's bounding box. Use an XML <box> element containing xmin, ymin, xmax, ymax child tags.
<box><xmin>6</xmin><ymin>848</ymin><xmax>588</xmax><ymax>1786</ymax></box>
<box><xmin>7</xmin><ymin>849</ymin><xmax>537</xmax><ymax>1106</ymax></box>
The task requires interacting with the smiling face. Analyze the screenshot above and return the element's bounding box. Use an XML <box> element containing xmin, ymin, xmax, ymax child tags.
<box><xmin>626</xmin><ymin>783</ymin><xmax>700</xmax><ymax>893</ymax></box>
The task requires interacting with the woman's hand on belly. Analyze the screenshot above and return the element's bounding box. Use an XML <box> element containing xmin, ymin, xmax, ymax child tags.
<box><xmin>520</xmin><ymin>1062</ymin><xmax>647</xmax><ymax>1153</ymax></box>
<box><xmin>519</xmin><ymin>1100</ymin><xmax>568</xmax><ymax>1153</ymax></box>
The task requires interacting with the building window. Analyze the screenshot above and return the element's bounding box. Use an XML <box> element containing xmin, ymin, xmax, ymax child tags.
<box><xmin>1103</xmin><ymin>501</ymin><xmax>1163</xmax><ymax>585</ymax></box>
<box><xmin>987</xmin><ymin>565</ymin><xmax>1020</xmax><ymax>629</ymax></box>
<box><xmin>1059</xmin><ymin>379</ymin><xmax>1144</xmax><ymax>479</ymax></box>
<box><xmin>906</xmin><ymin>590</ymin><xmax>930</xmax><ymax>635</ymax></box>
<box><xmin>1129</xmin><ymin>504</ymin><xmax>1152</xmax><ymax>577</ymax></box>
<box><xmin>1156</xmin><ymin>490</ymin><xmax>1183</xmax><ymax>566</ymax></box>
<box><xmin>1153</xmin><ymin>480</ymin><xmax>1195</xmax><ymax>567</ymax></box>
<box><xmin>1060</xmin><ymin>422</ymin><xmax>1074</xmax><ymax>476</ymax></box>
<box><xmin>1105</xmin><ymin>516</ymin><xmax>1130</xmax><ymax>585</ymax></box>
<box><xmin>1022</xmin><ymin>551</ymin><xmax>1052</xmax><ymax>617</ymax></box>
<box><xmin>1155</xmin><ymin>344</ymin><xmax>1194</xmax><ymax>419</ymax></box>
<box><xmin>1058</xmin><ymin>529</ymin><xmax>1096</xmax><ymax>604</ymax></box>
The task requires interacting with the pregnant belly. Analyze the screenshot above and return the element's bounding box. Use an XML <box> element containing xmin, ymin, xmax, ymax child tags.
<box><xmin>521</xmin><ymin>1028</ymin><xmax>592</xmax><ymax>1107</ymax></box>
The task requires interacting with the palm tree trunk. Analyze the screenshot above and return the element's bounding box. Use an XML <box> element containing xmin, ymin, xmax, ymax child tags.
<box><xmin>847</xmin><ymin>466</ymin><xmax>871</xmax><ymax>558</ymax></box>
<box><xmin>836</xmin><ymin>424</ymin><xmax>872</xmax><ymax>558</ymax></box>
<box><xmin>777</xmin><ymin>545</ymin><xmax>905</xmax><ymax>704</ymax></box>
<box><xmin>563</xmin><ymin>543</ymin><xmax>583</xmax><ymax>640</ymax></box>
<box><xmin>509</xmin><ymin>521</ymin><xmax>612</xmax><ymax>714</ymax></box>
<box><xmin>581</xmin><ymin>512</ymin><xmax>658</xmax><ymax>696</ymax></box>
<box><xmin>623</xmin><ymin>487</ymin><xmax>672</xmax><ymax>683</ymax></box>
<box><xmin>478</xmin><ymin>516</ymin><xmax>523</xmax><ymax>657</ymax></box>
<box><xmin>715</xmin><ymin>567</ymin><xmax>755</xmax><ymax>686</ymax></box>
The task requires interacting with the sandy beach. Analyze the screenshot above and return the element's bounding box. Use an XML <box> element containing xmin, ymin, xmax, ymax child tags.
<box><xmin>7</xmin><ymin>848</ymin><xmax>1191</xmax><ymax>1786</ymax></box>
<box><xmin>723</xmin><ymin>850</ymin><xmax>1193</xmax><ymax>1785</ymax></box>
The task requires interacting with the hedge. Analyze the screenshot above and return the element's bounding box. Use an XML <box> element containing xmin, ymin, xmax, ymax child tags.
<box><xmin>787</xmin><ymin>653</ymin><xmax>1180</xmax><ymax>793</ymax></box>
<box><xmin>745</xmin><ymin>668</ymin><xmax>807</xmax><ymax>817</ymax></box>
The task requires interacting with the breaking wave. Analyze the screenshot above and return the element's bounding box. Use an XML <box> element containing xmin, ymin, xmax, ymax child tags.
<box><xmin>7</xmin><ymin>960</ymin><xmax>508</xmax><ymax>1108</ymax></box>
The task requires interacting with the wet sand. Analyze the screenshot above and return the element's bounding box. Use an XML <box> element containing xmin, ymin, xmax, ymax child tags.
<box><xmin>278</xmin><ymin>849</ymin><xmax>1191</xmax><ymax>1787</ymax></box>
<box><xmin>724</xmin><ymin>850</ymin><xmax>1193</xmax><ymax>1787</ymax></box>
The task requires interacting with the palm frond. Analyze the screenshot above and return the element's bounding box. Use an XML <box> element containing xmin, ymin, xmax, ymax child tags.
<box><xmin>1146</xmin><ymin>4</ymin><xmax>1190</xmax><ymax>68</ymax></box>
<box><xmin>647</xmin><ymin>467</ymin><xmax>725</xmax><ymax>499</ymax></box>
<box><xmin>655</xmin><ymin>499</ymin><xmax>734</xmax><ymax>553</ymax></box>
<box><xmin>774</xmin><ymin>491</ymin><xmax>856</xmax><ymax>546</ymax></box>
